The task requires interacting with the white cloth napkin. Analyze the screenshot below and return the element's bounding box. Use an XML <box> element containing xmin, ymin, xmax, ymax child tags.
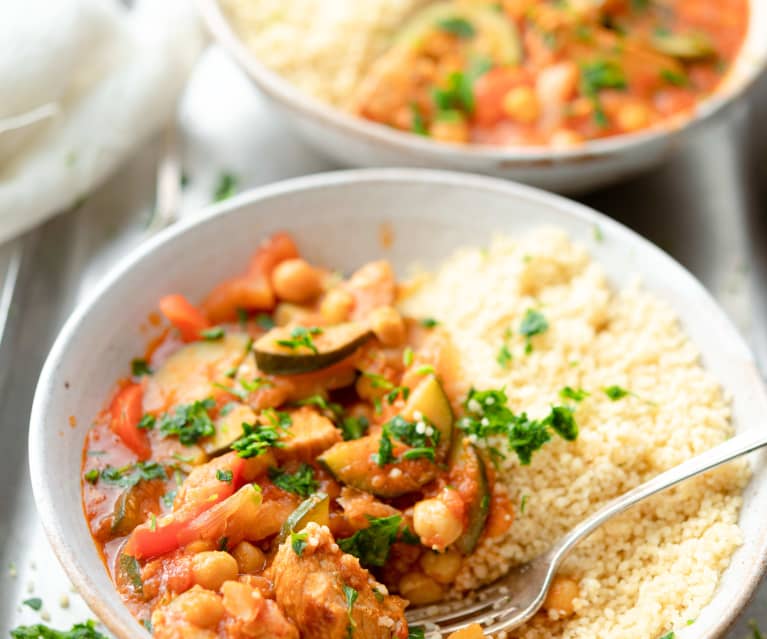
<box><xmin>0</xmin><ymin>0</ymin><xmax>205</xmax><ymax>243</ymax></box>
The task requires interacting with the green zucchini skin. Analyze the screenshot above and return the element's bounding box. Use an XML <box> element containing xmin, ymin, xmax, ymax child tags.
<box><xmin>451</xmin><ymin>440</ymin><xmax>490</xmax><ymax>555</ymax></box>
<box><xmin>279</xmin><ymin>492</ymin><xmax>330</xmax><ymax>541</ymax></box>
<box><xmin>254</xmin><ymin>323</ymin><xmax>373</xmax><ymax>375</ymax></box>
<box><xmin>401</xmin><ymin>374</ymin><xmax>454</xmax><ymax>462</ymax></box>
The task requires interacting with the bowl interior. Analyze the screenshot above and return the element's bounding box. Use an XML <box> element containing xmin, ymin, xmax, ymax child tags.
<box><xmin>30</xmin><ymin>169</ymin><xmax>767</xmax><ymax>638</ymax></box>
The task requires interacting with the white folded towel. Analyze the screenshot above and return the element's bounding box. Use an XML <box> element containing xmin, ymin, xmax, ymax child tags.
<box><xmin>0</xmin><ymin>0</ymin><xmax>204</xmax><ymax>242</ymax></box>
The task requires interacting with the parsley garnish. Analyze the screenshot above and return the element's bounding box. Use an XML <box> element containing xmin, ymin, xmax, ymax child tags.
<box><xmin>410</xmin><ymin>103</ymin><xmax>428</xmax><ymax>136</ymax></box>
<box><xmin>459</xmin><ymin>388</ymin><xmax>578</xmax><ymax>465</ymax></box>
<box><xmin>580</xmin><ymin>60</ymin><xmax>627</xmax><ymax>126</ymax></box>
<box><xmin>374</xmin><ymin>415</ymin><xmax>439</xmax><ymax>467</ymax></box>
<box><xmin>161</xmin><ymin>490</ymin><xmax>177</xmax><ymax>509</ymax></box>
<box><xmin>22</xmin><ymin>598</ymin><xmax>42</xmax><ymax>611</ymax></box>
<box><xmin>497</xmin><ymin>344</ymin><xmax>512</xmax><ymax>369</ymax></box>
<box><xmin>432</xmin><ymin>71</ymin><xmax>475</xmax><ymax>115</ymax></box>
<box><xmin>408</xmin><ymin>628</ymin><xmax>426</xmax><ymax>639</ymax></box>
<box><xmin>559</xmin><ymin>386</ymin><xmax>589</xmax><ymax>402</ymax></box>
<box><xmin>119</xmin><ymin>554</ymin><xmax>143</xmax><ymax>594</ymax></box>
<box><xmin>341</xmin><ymin>415</ymin><xmax>369</xmax><ymax>441</ymax></box>
<box><xmin>255</xmin><ymin>313</ymin><xmax>275</xmax><ymax>330</ymax></box>
<box><xmin>213</xmin><ymin>172</ymin><xmax>238</xmax><ymax>203</ymax></box>
<box><xmin>658</xmin><ymin>634</ymin><xmax>675</xmax><ymax>639</ymax></box>
<box><xmin>131</xmin><ymin>358</ymin><xmax>152</xmax><ymax>377</ymax></box>
<box><xmin>100</xmin><ymin>462</ymin><xmax>167</xmax><ymax>488</ymax></box>
<box><xmin>10</xmin><ymin>621</ymin><xmax>109</xmax><ymax>639</ymax></box>
<box><xmin>276</xmin><ymin>326</ymin><xmax>323</xmax><ymax>354</ymax></box>
<box><xmin>403</xmin><ymin>347</ymin><xmax>414</xmax><ymax>367</ymax></box>
<box><xmin>219</xmin><ymin>401</ymin><xmax>238</xmax><ymax>416</ymax></box>
<box><xmin>749</xmin><ymin>621</ymin><xmax>764</xmax><ymax>639</ymax></box>
<box><xmin>437</xmin><ymin>16</ymin><xmax>476</xmax><ymax>38</ymax></box>
<box><xmin>290</xmin><ymin>531</ymin><xmax>308</xmax><ymax>557</ymax></box>
<box><xmin>362</xmin><ymin>372</ymin><xmax>410</xmax><ymax>405</ymax></box>
<box><xmin>200</xmin><ymin>326</ymin><xmax>225</xmax><ymax>341</ymax></box>
<box><xmin>603</xmin><ymin>385</ymin><xmax>629</xmax><ymax>400</ymax></box>
<box><xmin>338</xmin><ymin>515</ymin><xmax>404</xmax><ymax>567</ymax></box>
<box><xmin>420</xmin><ymin>318</ymin><xmax>439</xmax><ymax>328</ymax></box>
<box><xmin>268</xmin><ymin>464</ymin><xmax>318</xmax><ymax>497</ymax></box>
<box><xmin>216</xmin><ymin>469</ymin><xmax>233</xmax><ymax>483</ymax></box>
<box><xmin>159</xmin><ymin>398</ymin><xmax>216</xmax><ymax>445</ymax></box>
<box><xmin>519</xmin><ymin>309</ymin><xmax>548</xmax><ymax>354</ymax></box>
<box><xmin>83</xmin><ymin>469</ymin><xmax>99</xmax><ymax>485</ymax></box>
<box><xmin>660</xmin><ymin>68</ymin><xmax>687</xmax><ymax>86</ymax></box>
<box><xmin>520</xmin><ymin>494</ymin><xmax>529</xmax><ymax>513</ymax></box>
<box><xmin>231</xmin><ymin>422</ymin><xmax>283</xmax><ymax>458</ymax></box>
<box><xmin>343</xmin><ymin>585</ymin><xmax>358</xmax><ymax>638</ymax></box>
<box><xmin>137</xmin><ymin>414</ymin><xmax>156</xmax><ymax>430</ymax></box>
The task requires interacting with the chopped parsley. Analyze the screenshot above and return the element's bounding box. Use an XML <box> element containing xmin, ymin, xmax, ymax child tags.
<box><xmin>559</xmin><ymin>386</ymin><xmax>590</xmax><ymax>402</ymax></box>
<box><xmin>231</xmin><ymin>422</ymin><xmax>283</xmax><ymax>458</ymax></box>
<box><xmin>403</xmin><ymin>346</ymin><xmax>414</xmax><ymax>367</ymax></box>
<box><xmin>750</xmin><ymin>621</ymin><xmax>764</xmax><ymax>639</ymax></box>
<box><xmin>119</xmin><ymin>554</ymin><xmax>143</xmax><ymax>595</ymax></box>
<box><xmin>213</xmin><ymin>172</ymin><xmax>238</xmax><ymax>203</ymax></box>
<box><xmin>296</xmin><ymin>394</ymin><xmax>344</xmax><ymax>419</ymax></box>
<box><xmin>580</xmin><ymin>59</ymin><xmax>627</xmax><ymax>126</ymax></box>
<box><xmin>343</xmin><ymin>584</ymin><xmax>358</xmax><ymax>638</ymax></box>
<box><xmin>408</xmin><ymin>628</ymin><xmax>426</xmax><ymax>639</ymax></box>
<box><xmin>255</xmin><ymin>313</ymin><xmax>275</xmax><ymax>330</ymax></box>
<box><xmin>83</xmin><ymin>469</ymin><xmax>99</xmax><ymax>485</ymax></box>
<box><xmin>99</xmin><ymin>462</ymin><xmax>167</xmax><ymax>488</ymax></box>
<box><xmin>374</xmin><ymin>415</ymin><xmax>440</xmax><ymax>466</ymax></box>
<box><xmin>268</xmin><ymin>464</ymin><xmax>318</xmax><ymax>497</ymax></box>
<box><xmin>219</xmin><ymin>401</ymin><xmax>238</xmax><ymax>417</ymax></box>
<box><xmin>519</xmin><ymin>309</ymin><xmax>549</xmax><ymax>354</ymax></box>
<box><xmin>218</xmin><ymin>536</ymin><xmax>228</xmax><ymax>551</ymax></box>
<box><xmin>290</xmin><ymin>531</ymin><xmax>308</xmax><ymax>557</ymax></box>
<box><xmin>22</xmin><ymin>598</ymin><xmax>43</xmax><ymax>611</ymax></box>
<box><xmin>658</xmin><ymin>634</ymin><xmax>675</xmax><ymax>639</ymax></box>
<box><xmin>594</xmin><ymin>224</ymin><xmax>604</xmax><ymax>242</ymax></box>
<box><xmin>340</xmin><ymin>415</ymin><xmax>369</xmax><ymax>441</ymax></box>
<box><xmin>137</xmin><ymin>414</ymin><xmax>156</xmax><ymax>430</ymax></box>
<box><xmin>497</xmin><ymin>344</ymin><xmax>512</xmax><ymax>369</ymax></box>
<box><xmin>236</xmin><ymin>307</ymin><xmax>249</xmax><ymax>328</ymax></box>
<box><xmin>362</xmin><ymin>372</ymin><xmax>410</xmax><ymax>405</ymax></box>
<box><xmin>158</xmin><ymin>398</ymin><xmax>216</xmax><ymax>445</ymax></box>
<box><xmin>459</xmin><ymin>388</ymin><xmax>578</xmax><ymax>465</ymax></box>
<box><xmin>161</xmin><ymin>490</ymin><xmax>177</xmax><ymax>509</ymax></box>
<box><xmin>414</xmin><ymin>364</ymin><xmax>436</xmax><ymax>376</ymax></box>
<box><xmin>261</xmin><ymin>408</ymin><xmax>293</xmax><ymax>430</ymax></box>
<box><xmin>420</xmin><ymin>317</ymin><xmax>439</xmax><ymax>328</ymax></box>
<box><xmin>660</xmin><ymin>68</ymin><xmax>687</xmax><ymax>86</ymax></box>
<box><xmin>10</xmin><ymin>621</ymin><xmax>109</xmax><ymax>639</ymax></box>
<box><xmin>276</xmin><ymin>326</ymin><xmax>323</xmax><ymax>354</ymax></box>
<box><xmin>200</xmin><ymin>326</ymin><xmax>225</xmax><ymax>341</ymax></box>
<box><xmin>216</xmin><ymin>469</ymin><xmax>233</xmax><ymax>483</ymax></box>
<box><xmin>410</xmin><ymin>103</ymin><xmax>428</xmax><ymax>136</ymax></box>
<box><xmin>603</xmin><ymin>385</ymin><xmax>630</xmax><ymax>400</ymax></box>
<box><xmin>520</xmin><ymin>494</ymin><xmax>529</xmax><ymax>513</ymax></box>
<box><xmin>338</xmin><ymin>515</ymin><xmax>404</xmax><ymax>567</ymax></box>
<box><xmin>131</xmin><ymin>358</ymin><xmax>152</xmax><ymax>377</ymax></box>
<box><xmin>437</xmin><ymin>16</ymin><xmax>476</xmax><ymax>39</ymax></box>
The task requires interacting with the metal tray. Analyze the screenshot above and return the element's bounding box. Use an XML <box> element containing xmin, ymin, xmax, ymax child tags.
<box><xmin>1</xmin><ymin>49</ymin><xmax>765</xmax><ymax>635</ymax></box>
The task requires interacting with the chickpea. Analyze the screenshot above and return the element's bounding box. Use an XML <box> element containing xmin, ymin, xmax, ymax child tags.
<box><xmin>369</xmin><ymin>306</ymin><xmax>407</xmax><ymax>346</ymax></box>
<box><xmin>502</xmin><ymin>86</ymin><xmax>540</xmax><ymax>124</ymax></box>
<box><xmin>398</xmin><ymin>572</ymin><xmax>444</xmax><ymax>606</ymax></box>
<box><xmin>271</xmin><ymin>258</ymin><xmax>322</xmax><ymax>303</ymax></box>
<box><xmin>231</xmin><ymin>541</ymin><xmax>265</xmax><ymax>574</ymax></box>
<box><xmin>191</xmin><ymin>551</ymin><xmax>239</xmax><ymax>591</ymax></box>
<box><xmin>429</xmin><ymin>116</ymin><xmax>470</xmax><ymax>144</ymax></box>
<box><xmin>420</xmin><ymin>548</ymin><xmax>462</xmax><ymax>584</ymax></box>
<box><xmin>320</xmin><ymin>288</ymin><xmax>354</xmax><ymax>324</ymax></box>
<box><xmin>543</xmin><ymin>575</ymin><xmax>579</xmax><ymax>616</ymax></box>
<box><xmin>168</xmin><ymin>586</ymin><xmax>224</xmax><ymax>629</ymax></box>
<box><xmin>616</xmin><ymin>103</ymin><xmax>651</xmax><ymax>132</ymax></box>
<box><xmin>413</xmin><ymin>497</ymin><xmax>464</xmax><ymax>550</ymax></box>
<box><xmin>185</xmin><ymin>540</ymin><xmax>216</xmax><ymax>554</ymax></box>
<box><xmin>447</xmin><ymin>624</ymin><xmax>485</xmax><ymax>639</ymax></box>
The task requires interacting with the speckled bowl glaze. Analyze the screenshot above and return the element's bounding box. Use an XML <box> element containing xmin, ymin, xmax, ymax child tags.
<box><xmin>30</xmin><ymin>169</ymin><xmax>767</xmax><ymax>638</ymax></box>
<box><xmin>197</xmin><ymin>0</ymin><xmax>767</xmax><ymax>193</ymax></box>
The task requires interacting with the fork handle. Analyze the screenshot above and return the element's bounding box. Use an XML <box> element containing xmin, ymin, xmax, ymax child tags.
<box><xmin>549</xmin><ymin>427</ymin><xmax>767</xmax><ymax>565</ymax></box>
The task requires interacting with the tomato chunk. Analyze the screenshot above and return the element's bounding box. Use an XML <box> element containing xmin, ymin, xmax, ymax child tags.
<box><xmin>473</xmin><ymin>67</ymin><xmax>531</xmax><ymax>128</ymax></box>
<box><xmin>158</xmin><ymin>294</ymin><xmax>210</xmax><ymax>342</ymax></box>
<box><xmin>110</xmin><ymin>384</ymin><xmax>151</xmax><ymax>460</ymax></box>
<box><xmin>248</xmin><ymin>232</ymin><xmax>299</xmax><ymax>278</ymax></box>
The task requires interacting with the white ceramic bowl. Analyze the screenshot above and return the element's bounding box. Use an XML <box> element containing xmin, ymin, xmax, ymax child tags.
<box><xmin>30</xmin><ymin>169</ymin><xmax>767</xmax><ymax>638</ymax></box>
<box><xmin>196</xmin><ymin>0</ymin><xmax>767</xmax><ymax>193</ymax></box>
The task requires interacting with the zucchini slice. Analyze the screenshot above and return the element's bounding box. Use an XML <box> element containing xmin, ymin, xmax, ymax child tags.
<box><xmin>254</xmin><ymin>322</ymin><xmax>373</xmax><ymax>375</ymax></box>
<box><xmin>318</xmin><ymin>436</ymin><xmax>437</xmax><ymax>498</ymax></box>
<box><xmin>143</xmin><ymin>332</ymin><xmax>252</xmax><ymax>412</ymax></box>
<box><xmin>450</xmin><ymin>439</ymin><xmax>490</xmax><ymax>555</ymax></box>
<box><xmin>203</xmin><ymin>403</ymin><xmax>257</xmax><ymax>457</ymax></box>
<box><xmin>401</xmin><ymin>375</ymin><xmax>454</xmax><ymax>462</ymax></box>
<box><xmin>111</xmin><ymin>480</ymin><xmax>164</xmax><ymax>537</ymax></box>
<box><xmin>278</xmin><ymin>492</ymin><xmax>330</xmax><ymax>541</ymax></box>
<box><xmin>650</xmin><ymin>31</ymin><xmax>715</xmax><ymax>60</ymax></box>
<box><xmin>396</xmin><ymin>1</ymin><xmax>522</xmax><ymax>66</ymax></box>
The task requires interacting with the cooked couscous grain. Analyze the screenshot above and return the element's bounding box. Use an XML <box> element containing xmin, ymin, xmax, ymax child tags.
<box><xmin>221</xmin><ymin>0</ymin><xmax>428</xmax><ymax>108</ymax></box>
<box><xmin>401</xmin><ymin>229</ymin><xmax>748</xmax><ymax>639</ymax></box>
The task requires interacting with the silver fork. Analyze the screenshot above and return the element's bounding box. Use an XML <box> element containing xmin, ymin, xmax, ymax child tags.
<box><xmin>407</xmin><ymin>427</ymin><xmax>767</xmax><ymax>635</ymax></box>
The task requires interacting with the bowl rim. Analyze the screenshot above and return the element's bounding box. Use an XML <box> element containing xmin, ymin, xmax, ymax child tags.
<box><xmin>195</xmin><ymin>0</ymin><xmax>767</xmax><ymax>166</ymax></box>
<box><xmin>29</xmin><ymin>168</ymin><xmax>767</xmax><ymax>639</ymax></box>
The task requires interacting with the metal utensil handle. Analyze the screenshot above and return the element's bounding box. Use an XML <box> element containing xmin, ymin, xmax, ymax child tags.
<box><xmin>550</xmin><ymin>427</ymin><xmax>767</xmax><ymax>565</ymax></box>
